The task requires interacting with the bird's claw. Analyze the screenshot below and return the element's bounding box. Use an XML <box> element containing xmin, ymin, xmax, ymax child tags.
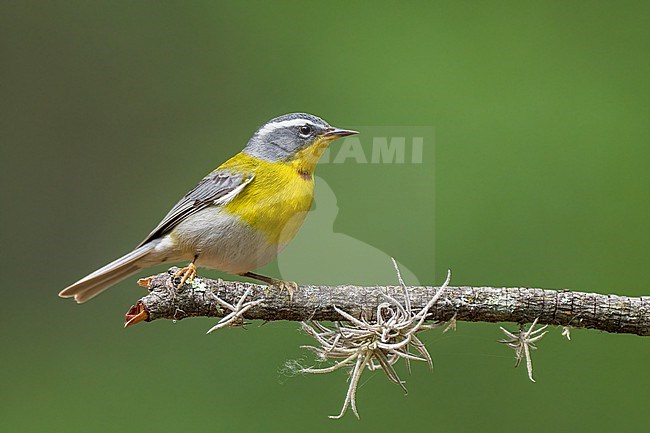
<box><xmin>275</xmin><ymin>280</ymin><xmax>298</xmax><ymax>301</ymax></box>
<box><xmin>174</xmin><ymin>263</ymin><xmax>197</xmax><ymax>288</ymax></box>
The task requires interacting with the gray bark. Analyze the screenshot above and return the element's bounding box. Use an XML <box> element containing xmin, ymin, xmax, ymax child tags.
<box><xmin>130</xmin><ymin>268</ymin><xmax>650</xmax><ymax>336</ymax></box>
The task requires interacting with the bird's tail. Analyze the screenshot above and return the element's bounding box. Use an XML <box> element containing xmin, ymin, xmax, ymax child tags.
<box><xmin>59</xmin><ymin>241</ymin><xmax>158</xmax><ymax>303</ymax></box>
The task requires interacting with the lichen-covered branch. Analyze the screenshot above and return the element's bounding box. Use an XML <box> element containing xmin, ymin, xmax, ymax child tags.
<box><xmin>126</xmin><ymin>268</ymin><xmax>650</xmax><ymax>336</ymax></box>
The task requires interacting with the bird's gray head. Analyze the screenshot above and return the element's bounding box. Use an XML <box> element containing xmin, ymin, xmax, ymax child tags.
<box><xmin>243</xmin><ymin>113</ymin><xmax>357</xmax><ymax>165</ymax></box>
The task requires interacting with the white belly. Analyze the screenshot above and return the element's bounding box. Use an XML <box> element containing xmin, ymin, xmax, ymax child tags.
<box><xmin>163</xmin><ymin>207</ymin><xmax>280</xmax><ymax>274</ymax></box>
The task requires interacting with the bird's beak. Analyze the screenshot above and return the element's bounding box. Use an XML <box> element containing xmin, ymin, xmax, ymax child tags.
<box><xmin>323</xmin><ymin>128</ymin><xmax>359</xmax><ymax>139</ymax></box>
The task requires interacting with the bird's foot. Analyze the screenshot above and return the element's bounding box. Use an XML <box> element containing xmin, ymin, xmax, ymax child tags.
<box><xmin>239</xmin><ymin>272</ymin><xmax>298</xmax><ymax>301</ymax></box>
<box><xmin>274</xmin><ymin>279</ymin><xmax>298</xmax><ymax>301</ymax></box>
<box><xmin>174</xmin><ymin>262</ymin><xmax>197</xmax><ymax>287</ymax></box>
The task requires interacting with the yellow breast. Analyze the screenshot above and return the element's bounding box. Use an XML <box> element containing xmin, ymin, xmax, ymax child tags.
<box><xmin>219</xmin><ymin>153</ymin><xmax>315</xmax><ymax>247</ymax></box>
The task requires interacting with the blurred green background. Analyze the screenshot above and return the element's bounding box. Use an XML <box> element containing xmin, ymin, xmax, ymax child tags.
<box><xmin>2</xmin><ymin>1</ymin><xmax>649</xmax><ymax>432</ymax></box>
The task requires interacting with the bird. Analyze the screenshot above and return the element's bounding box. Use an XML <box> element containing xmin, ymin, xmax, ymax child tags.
<box><xmin>59</xmin><ymin>112</ymin><xmax>358</xmax><ymax>306</ymax></box>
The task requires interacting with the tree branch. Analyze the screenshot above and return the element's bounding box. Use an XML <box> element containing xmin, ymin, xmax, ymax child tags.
<box><xmin>126</xmin><ymin>268</ymin><xmax>650</xmax><ymax>336</ymax></box>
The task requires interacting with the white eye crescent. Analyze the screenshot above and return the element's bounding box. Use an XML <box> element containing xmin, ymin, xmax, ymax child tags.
<box><xmin>298</xmin><ymin>124</ymin><xmax>313</xmax><ymax>138</ymax></box>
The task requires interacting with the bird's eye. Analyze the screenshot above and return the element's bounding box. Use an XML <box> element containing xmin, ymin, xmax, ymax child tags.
<box><xmin>298</xmin><ymin>125</ymin><xmax>313</xmax><ymax>137</ymax></box>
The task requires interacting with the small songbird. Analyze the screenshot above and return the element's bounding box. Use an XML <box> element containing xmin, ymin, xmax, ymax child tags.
<box><xmin>59</xmin><ymin>113</ymin><xmax>357</xmax><ymax>304</ymax></box>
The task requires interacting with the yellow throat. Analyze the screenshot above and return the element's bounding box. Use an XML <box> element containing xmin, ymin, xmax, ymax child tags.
<box><xmin>221</xmin><ymin>137</ymin><xmax>335</xmax><ymax>246</ymax></box>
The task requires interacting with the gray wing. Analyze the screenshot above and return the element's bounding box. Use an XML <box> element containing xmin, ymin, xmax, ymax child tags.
<box><xmin>137</xmin><ymin>169</ymin><xmax>254</xmax><ymax>247</ymax></box>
